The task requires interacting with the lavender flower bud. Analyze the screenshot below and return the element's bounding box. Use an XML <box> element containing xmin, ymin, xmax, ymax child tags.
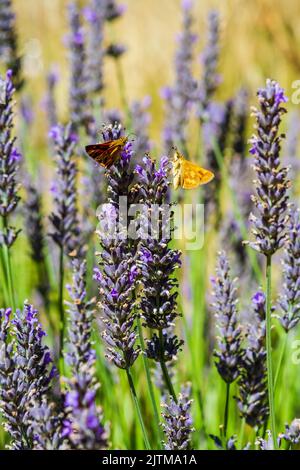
<box><xmin>278</xmin><ymin>206</ymin><xmax>300</xmax><ymax>331</ymax></box>
<box><xmin>236</xmin><ymin>291</ymin><xmax>268</xmax><ymax>428</ymax></box>
<box><xmin>28</xmin><ymin>397</ymin><xmax>64</xmax><ymax>450</ymax></box>
<box><xmin>0</xmin><ymin>0</ymin><xmax>23</xmax><ymax>89</ymax></box>
<box><xmin>145</xmin><ymin>331</ymin><xmax>184</xmax><ymax>363</ymax></box>
<box><xmin>64</xmin><ymin>258</ymin><xmax>107</xmax><ymax>450</ymax></box>
<box><xmin>198</xmin><ymin>10</ymin><xmax>220</xmax><ymax>121</ymax></box>
<box><xmin>0</xmin><ymin>69</ymin><xmax>21</xmax><ymax>248</ymax></box>
<box><xmin>49</xmin><ymin>123</ymin><xmax>82</xmax><ymax>258</ymax></box>
<box><xmin>247</xmin><ymin>79</ymin><xmax>289</xmax><ymax>256</ymax></box>
<box><xmin>105</xmin><ymin>43</ymin><xmax>126</xmax><ymax>59</ymax></box>
<box><xmin>161</xmin><ymin>384</ymin><xmax>194</xmax><ymax>450</ymax></box>
<box><xmin>67</xmin><ymin>2</ymin><xmax>94</xmax><ymax>135</ymax></box>
<box><xmin>212</xmin><ymin>251</ymin><xmax>242</xmax><ymax>383</ymax></box>
<box><xmin>162</xmin><ymin>0</ymin><xmax>197</xmax><ymax>149</ymax></box>
<box><xmin>24</xmin><ymin>177</ymin><xmax>46</xmax><ymax>264</ymax></box>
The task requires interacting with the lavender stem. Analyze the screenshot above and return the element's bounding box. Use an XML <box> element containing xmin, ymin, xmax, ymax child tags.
<box><xmin>1</xmin><ymin>217</ymin><xmax>15</xmax><ymax>310</ymax></box>
<box><xmin>125</xmin><ymin>368</ymin><xmax>151</xmax><ymax>450</ymax></box>
<box><xmin>223</xmin><ymin>383</ymin><xmax>230</xmax><ymax>439</ymax></box>
<box><xmin>58</xmin><ymin>246</ymin><xmax>64</xmax><ymax>366</ymax></box>
<box><xmin>159</xmin><ymin>329</ymin><xmax>177</xmax><ymax>403</ymax></box>
<box><xmin>137</xmin><ymin>316</ymin><xmax>162</xmax><ymax>447</ymax></box>
<box><xmin>265</xmin><ymin>255</ymin><xmax>277</xmax><ymax>448</ymax></box>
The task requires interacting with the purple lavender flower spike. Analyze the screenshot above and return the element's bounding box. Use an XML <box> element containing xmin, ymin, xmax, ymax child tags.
<box><xmin>130</xmin><ymin>97</ymin><xmax>152</xmax><ymax>158</ymax></box>
<box><xmin>95</xmin><ymin>123</ymin><xmax>140</xmax><ymax>370</ymax></box>
<box><xmin>280</xmin><ymin>419</ymin><xmax>300</xmax><ymax>446</ymax></box>
<box><xmin>162</xmin><ymin>0</ymin><xmax>197</xmax><ymax>149</ymax></box>
<box><xmin>212</xmin><ymin>251</ymin><xmax>242</xmax><ymax>384</ymax></box>
<box><xmin>84</xmin><ymin>0</ymin><xmax>105</xmax><ymax>96</ymax></box>
<box><xmin>67</xmin><ymin>2</ymin><xmax>94</xmax><ymax>135</ymax></box>
<box><xmin>0</xmin><ymin>304</ymin><xmax>57</xmax><ymax>449</ymax></box>
<box><xmin>278</xmin><ymin>206</ymin><xmax>300</xmax><ymax>331</ymax></box>
<box><xmin>64</xmin><ymin>259</ymin><xmax>107</xmax><ymax>450</ymax></box>
<box><xmin>198</xmin><ymin>10</ymin><xmax>220</xmax><ymax>122</ymax></box>
<box><xmin>246</xmin><ymin>79</ymin><xmax>290</xmax><ymax>256</ymax></box>
<box><xmin>236</xmin><ymin>291</ymin><xmax>268</xmax><ymax>428</ymax></box>
<box><xmin>49</xmin><ymin>122</ymin><xmax>83</xmax><ymax>258</ymax></box>
<box><xmin>0</xmin><ymin>0</ymin><xmax>23</xmax><ymax>89</ymax></box>
<box><xmin>44</xmin><ymin>66</ymin><xmax>59</xmax><ymax>131</ymax></box>
<box><xmin>161</xmin><ymin>384</ymin><xmax>194</xmax><ymax>450</ymax></box>
<box><xmin>0</xmin><ymin>70</ymin><xmax>21</xmax><ymax>248</ymax></box>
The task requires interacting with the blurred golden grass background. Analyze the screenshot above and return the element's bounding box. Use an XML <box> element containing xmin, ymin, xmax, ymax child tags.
<box><xmin>14</xmin><ymin>0</ymin><xmax>300</xmax><ymax>144</ymax></box>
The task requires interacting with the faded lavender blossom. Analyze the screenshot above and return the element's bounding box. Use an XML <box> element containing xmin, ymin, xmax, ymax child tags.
<box><xmin>49</xmin><ymin>123</ymin><xmax>82</xmax><ymax>258</ymax></box>
<box><xmin>161</xmin><ymin>384</ymin><xmax>194</xmax><ymax>450</ymax></box>
<box><xmin>94</xmin><ymin>123</ymin><xmax>140</xmax><ymax>370</ymax></box>
<box><xmin>209</xmin><ymin>434</ymin><xmax>240</xmax><ymax>450</ymax></box>
<box><xmin>45</xmin><ymin>67</ymin><xmax>59</xmax><ymax>131</ymax></box>
<box><xmin>212</xmin><ymin>251</ymin><xmax>242</xmax><ymax>383</ymax></box>
<box><xmin>278</xmin><ymin>206</ymin><xmax>300</xmax><ymax>331</ymax></box>
<box><xmin>24</xmin><ymin>176</ymin><xmax>50</xmax><ymax>306</ymax></box>
<box><xmin>162</xmin><ymin>0</ymin><xmax>197</xmax><ymax>149</ymax></box>
<box><xmin>247</xmin><ymin>79</ymin><xmax>289</xmax><ymax>256</ymax></box>
<box><xmin>63</xmin><ymin>259</ymin><xmax>107</xmax><ymax>450</ymax></box>
<box><xmin>280</xmin><ymin>419</ymin><xmax>300</xmax><ymax>446</ymax></box>
<box><xmin>67</xmin><ymin>2</ymin><xmax>94</xmax><ymax>135</ymax></box>
<box><xmin>20</xmin><ymin>95</ymin><xmax>34</xmax><ymax>127</ymax></box>
<box><xmin>232</xmin><ymin>88</ymin><xmax>249</xmax><ymax>160</ymax></box>
<box><xmin>203</xmin><ymin>100</ymin><xmax>233</xmax><ymax>221</ymax></box>
<box><xmin>104</xmin><ymin>0</ymin><xmax>125</xmax><ymax>22</ymax></box>
<box><xmin>0</xmin><ymin>304</ymin><xmax>56</xmax><ymax>449</ymax></box>
<box><xmin>130</xmin><ymin>96</ymin><xmax>151</xmax><ymax>157</ymax></box>
<box><xmin>106</xmin><ymin>43</ymin><xmax>126</xmax><ymax>59</ymax></box>
<box><xmin>136</xmin><ymin>155</ymin><xmax>182</xmax><ymax>360</ymax></box>
<box><xmin>0</xmin><ymin>0</ymin><xmax>23</xmax><ymax>89</ymax></box>
<box><xmin>83</xmin><ymin>0</ymin><xmax>105</xmax><ymax>96</ymax></box>
<box><xmin>0</xmin><ymin>69</ymin><xmax>21</xmax><ymax>248</ymax></box>
<box><xmin>236</xmin><ymin>291</ymin><xmax>268</xmax><ymax>428</ymax></box>
<box><xmin>198</xmin><ymin>10</ymin><xmax>220</xmax><ymax>121</ymax></box>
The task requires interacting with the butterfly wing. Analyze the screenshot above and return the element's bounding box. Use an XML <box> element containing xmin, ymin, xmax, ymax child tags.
<box><xmin>85</xmin><ymin>137</ymin><xmax>127</xmax><ymax>168</ymax></box>
<box><xmin>181</xmin><ymin>160</ymin><xmax>214</xmax><ymax>189</ymax></box>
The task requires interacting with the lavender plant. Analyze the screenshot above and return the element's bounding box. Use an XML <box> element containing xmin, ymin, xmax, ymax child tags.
<box><xmin>83</xmin><ymin>0</ymin><xmax>105</xmax><ymax>98</ymax></box>
<box><xmin>161</xmin><ymin>384</ymin><xmax>194</xmax><ymax>450</ymax></box>
<box><xmin>63</xmin><ymin>258</ymin><xmax>107</xmax><ymax>450</ymax></box>
<box><xmin>0</xmin><ymin>0</ymin><xmax>22</xmax><ymax>89</ymax></box>
<box><xmin>130</xmin><ymin>96</ymin><xmax>151</xmax><ymax>157</ymax></box>
<box><xmin>45</xmin><ymin>67</ymin><xmax>59</xmax><ymax>131</ymax></box>
<box><xmin>136</xmin><ymin>155</ymin><xmax>182</xmax><ymax>402</ymax></box>
<box><xmin>211</xmin><ymin>251</ymin><xmax>242</xmax><ymax>437</ymax></box>
<box><xmin>24</xmin><ymin>175</ymin><xmax>50</xmax><ymax>312</ymax></box>
<box><xmin>247</xmin><ymin>79</ymin><xmax>290</xmax><ymax>448</ymax></box>
<box><xmin>67</xmin><ymin>2</ymin><xmax>94</xmax><ymax>136</ymax></box>
<box><xmin>0</xmin><ymin>69</ymin><xmax>21</xmax><ymax>310</ymax></box>
<box><xmin>94</xmin><ymin>123</ymin><xmax>149</xmax><ymax>448</ymax></box>
<box><xmin>0</xmin><ymin>304</ymin><xmax>56</xmax><ymax>449</ymax></box>
<box><xmin>49</xmin><ymin>122</ymin><xmax>82</xmax><ymax>359</ymax></box>
<box><xmin>236</xmin><ymin>291</ymin><xmax>268</xmax><ymax>429</ymax></box>
<box><xmin>198</xmin><ymin>10</ymin><xmax>220</xmax><ymax>122</ymax></box>
<box><xmin>162</xmin><ymin>0</ymin><xmax>197</xmax><ymax>151</ymax></box>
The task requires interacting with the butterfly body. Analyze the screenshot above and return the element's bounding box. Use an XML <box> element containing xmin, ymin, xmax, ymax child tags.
<box><xmin>85</xmin><ymin>136</ymin><xmax>128</xmax><ymax>168</ymax></box>
<box><xmin>172</xmin><ymin>149</ymin><xmax>214</xmax><ymax>190</ymax></box>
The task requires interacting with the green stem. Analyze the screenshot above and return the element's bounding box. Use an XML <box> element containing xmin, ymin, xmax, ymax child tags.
<box><xmin>265</xmin><ymin>255</ymin><xmax>278</xmax><ymax>449</ymax></box>
<box><xmin>137</xmin><ymin>317</ymin><xmax>162</xmax><ymax>448</ymax></box>
<box><xmin>223</xmin><ymin>383</ymin><xmax>230</xmax><ymax>439</ymax></box>
<box><xmin>58</xmin><ymin>247</ymin><xmax>64</xmax><ymax>364</ymax></box>
<box><xmin>274</xmin><ymin>333</ymin><xmax>288</xmax><ymax>392</ymax></box>
<box><xmin>159</xmin><ymin>329</ymin><xmax>177</xmax><ymax>403</ymax></box>
<box><xmin>238</xmin><ymin>417</ymin><xmax>246</xmax><ymax>450</ymax></box>
<box><xmin>2</xmin><ymin>217</ymin><xmax>16</xmax><ymax>310</ymax></box>
<box><xmin>125</xmin><ymin>368</ymin><xmax>151</xmax><ymax>450</ymax></box>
